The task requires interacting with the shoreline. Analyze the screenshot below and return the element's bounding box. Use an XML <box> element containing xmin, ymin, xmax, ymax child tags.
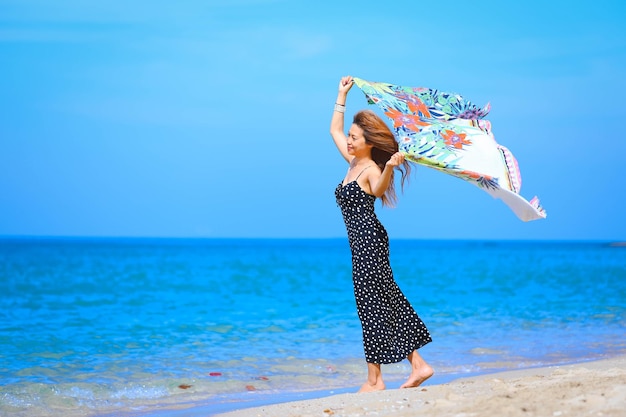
<box><xmin>210</xmin><ymin>355</ymin><xmax>626</xmax><ymax>417</ymax></box>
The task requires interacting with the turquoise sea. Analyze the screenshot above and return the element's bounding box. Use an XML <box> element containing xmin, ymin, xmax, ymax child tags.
<box><xmin>1</xmin><ymin>238</ymin><xmax>625</xmax><ymax>416</ymax></box>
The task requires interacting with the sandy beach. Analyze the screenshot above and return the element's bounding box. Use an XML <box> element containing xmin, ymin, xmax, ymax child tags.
<box><xmin>215</xmin><ymin>355</ymin><xmax>626</xmax><ymax>417</ymax></box>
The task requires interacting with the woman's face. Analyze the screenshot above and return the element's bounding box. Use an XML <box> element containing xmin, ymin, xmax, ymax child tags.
<box><xmin>346</xmin><ymin>124</ymin><xmax>372</xmax><ymax>156</ymax></box>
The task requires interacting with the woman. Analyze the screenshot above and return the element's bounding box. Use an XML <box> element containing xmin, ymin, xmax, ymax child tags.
<box><xmin>331</xmin><ymin>75</ymin><xmax>433</xmax><ymax>392</ymax></box>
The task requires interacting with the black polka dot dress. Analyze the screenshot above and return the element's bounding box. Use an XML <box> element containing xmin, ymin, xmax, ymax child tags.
<box><xmin>335</xmin><ymin>178</ymin><xmax>432</xmax><ymax>364</ymax></box>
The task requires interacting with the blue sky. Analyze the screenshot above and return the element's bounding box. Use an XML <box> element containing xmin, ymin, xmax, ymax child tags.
<box><xmin>1</xmin><ymin>0</ymin><xmax>625</xmax><ymax>240</ymax></box>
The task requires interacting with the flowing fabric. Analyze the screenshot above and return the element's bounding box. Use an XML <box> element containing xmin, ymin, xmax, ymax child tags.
<box><xmin>353</xmin><ymin>77</ymin><xmax>546</xmax><ymax>221</ymax></box>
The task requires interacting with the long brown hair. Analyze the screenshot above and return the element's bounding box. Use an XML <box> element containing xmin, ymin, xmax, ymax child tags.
<box><xmin>353</xmin><ymin>110</ymin><xmax>411</xmax><ymax>207</ymax></box>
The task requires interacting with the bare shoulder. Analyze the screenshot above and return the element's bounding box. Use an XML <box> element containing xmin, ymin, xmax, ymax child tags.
<box><xmin>366</xmin><ymin>163</ymin><xmax>382</xmax><ymax>178</ymax></box>
<box><xmin>361</xmin><ymin>164</ymin><xmax>382</xmax><ymax>194</ymax></box>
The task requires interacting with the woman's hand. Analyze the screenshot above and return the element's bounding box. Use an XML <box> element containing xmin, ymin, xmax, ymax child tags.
<box><xmin>338</xmin><ymin>76</ymin><xmax>353</xmax><ymax>95</ymax></box>
<box><xmin>386</xmin><ymin>152</ymin><xmax>405</xmax><ymax>168</ymax></box>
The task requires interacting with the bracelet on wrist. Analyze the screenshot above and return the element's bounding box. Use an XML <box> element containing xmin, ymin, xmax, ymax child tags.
<box><xmin>334</xmin><ymin>104</ymin><xmax>346</xmax><ymax>113</ymax></box>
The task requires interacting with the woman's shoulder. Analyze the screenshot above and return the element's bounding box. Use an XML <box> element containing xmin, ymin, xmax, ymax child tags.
<box><xmin>366</xmin><ymin>162</ymin><xmax>382</xmax><ymax>175</ymax></box>
<box><xmin>362</xmin><ymin>163</ymin><xmax>381</xmax><ymax>184</ymax></box>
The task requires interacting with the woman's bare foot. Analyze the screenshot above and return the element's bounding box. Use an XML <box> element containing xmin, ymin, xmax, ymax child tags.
<box><xmin>400</xmin><ymin>350</ymin><xmax>434</xmax><ymax>388</ymax></box>
<box><xmin>358</xmin><ymin>362</ymin><xmax>386</xmax><ymax>392</ymax></box>
<box><xmin>400</xmin><ymin>364</ymin><xmax>433</xmax><ymax>388</ymax></box>
<box><xmin>358</xmin><ymin>380</ymin><xmax>386</xmax><ymax>392</ymax></box>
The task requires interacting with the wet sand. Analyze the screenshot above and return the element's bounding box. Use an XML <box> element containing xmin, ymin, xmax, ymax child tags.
<box><xmin>214</xmin><ymin>355</ymin><xmax>626</xmax><ymax>417</ymax></box>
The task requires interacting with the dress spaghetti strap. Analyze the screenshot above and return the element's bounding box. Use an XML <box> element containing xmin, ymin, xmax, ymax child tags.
<box><xmin>354</xmin><ymin>166</ymin><xmax>371</xmax><ymax>180</ymax></box>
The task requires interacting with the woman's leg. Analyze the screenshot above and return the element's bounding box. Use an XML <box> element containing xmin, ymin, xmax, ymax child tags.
<box><xmin>358</xmin><ymin>362</ymin><xmax>386</xmax><ymax>392</ymax></box>
<box><xmin>400</xmin><ymin>350</ymin><xmax>434</xmax><ymax>388</ymax></box>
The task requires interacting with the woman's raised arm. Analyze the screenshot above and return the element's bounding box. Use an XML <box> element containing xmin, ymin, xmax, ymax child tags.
<box><xmin>330</xmin><ymin>76</ymin><xmax>354</xmax><ymax>163</ymax></box>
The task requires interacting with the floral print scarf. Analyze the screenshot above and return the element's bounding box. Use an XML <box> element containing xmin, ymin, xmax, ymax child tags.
<box><xmin>353</xmin><ymin>77</ymin><xmax>546</xmax><ymax>221</ymax></box>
